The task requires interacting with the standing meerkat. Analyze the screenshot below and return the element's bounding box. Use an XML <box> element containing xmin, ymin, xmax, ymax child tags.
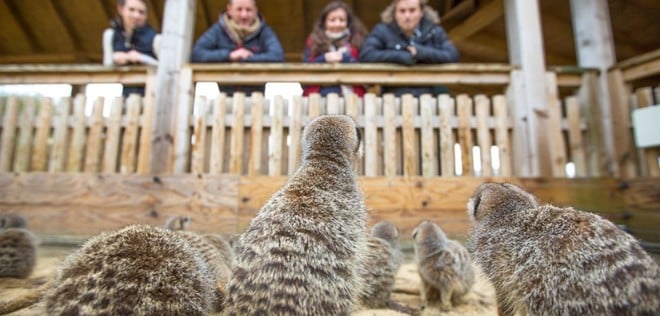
<box><xmin>0</xmin><ymin>214</ymin><xmax>37</xmax><ymax>278</ymax></box>
<box><xmin>359</xmin><ymin>221</ymin><xmax>403</xmax><ymax>309</ymax></box>
<box><xmin>45</xmin><ymin>224</ymin><xmax>217</xmax><ymax>315</ymax></box>
<box><xmin>412</xmin><ymin>220</ymin><xmax>475</xmax><ymax>311</ymax></box>
<box><xmin>467</xmin><ymin>182</ymin><xmax>660</xmax><ymax>316</ymax></box>
<box><xmin>223</xmin><ymin>115</ymin><xmax>368</xmax><ymax>315</ymax></box>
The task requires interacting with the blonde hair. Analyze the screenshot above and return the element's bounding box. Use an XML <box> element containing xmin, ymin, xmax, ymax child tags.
<box><xmin>380</xmin><ymin>0</ymin><xmax>440</xmax><ymax>24</ymax></box>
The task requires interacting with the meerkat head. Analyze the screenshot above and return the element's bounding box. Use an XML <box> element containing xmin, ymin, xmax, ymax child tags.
<box><xmin>0</xmin><ymin>214</ymin><xmax>27</xmax><ymax>229</ymax></box>
<box><xmin>412</xmin><ymin>220</ymin><xmax>448</xmax><ymax>249</ymax></box>
<box><xmin>371</xmin><ymin>221</ymin><xmax>399</xmax><ymax>246</ymax></box>
<box><xmin>301</xmin><ymin>115</ymin><xmax>362</xmax><ymax>163</ymax></box>
<box><xmin>467</xmin><ymin>182</ymin><xmax>538</xmax><ymax>222</ymax></box>
<box><xmin>165</xmin><ymin>215</ymin><xmax>192</xmax><ymax>231</ymax></box>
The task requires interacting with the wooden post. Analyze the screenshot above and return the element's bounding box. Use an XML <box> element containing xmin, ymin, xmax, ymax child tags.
<box><xmin>504</xmin><ymin>0</ymin><xmax>551</xmax><ymax>176</ymax></box>
<box><xmin>569</xmin><ymin>0</ymin><xmax>618</xmax><ymax>176</ymax></box>
<box><xmin>150</xmin><ymin>0</ymin><xmax>196</xmax><ymax>174</ymax></box>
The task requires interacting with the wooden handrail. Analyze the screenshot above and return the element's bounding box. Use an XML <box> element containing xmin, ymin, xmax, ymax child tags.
<box><xmin>0</xmin><ymin>64</ymin><xmax>153</xmax><ymax>85</ymax></box>
<box><xmin>609</xmin><ymin>48</ymin><xmax>660</xmax><ymax>82</ymax></box>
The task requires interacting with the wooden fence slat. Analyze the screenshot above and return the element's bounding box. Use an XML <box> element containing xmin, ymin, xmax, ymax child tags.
<box><xmin>288</xmin><ymin>96</ymin><xmax>303</xmax><ymax>175</ymax></box>
<box><xmin>345</xmin><ymin>93</ymin><xmax>362</xmax><ymax>174</ymax></box>
<box><xmin>0</xmin><ymin>96</ymin><xmax>19</xmax><ymax>171</ymax></box>
<box><xmin>402</xmin><ymin>94</ymin><xmax>417</xmax><ymax>176</ymax></box>
<box><xmin>49</xmin><ymin>97</ymin><xmax>71</xmax><ymax>173</ymax></box>
<box><xmin>229</xmin><ymin>93</ymin><xmax>246</xmax><ymax>174</ymax></box>
<box><xmin>14</xmin><ymin>97</ymin><xmax>36</xmax><ymax>172</ymax></box>
<box><xmin>32</xmin><ymin>97</ymin><xmax>53</xmax><ymax>172</ymax></box>
<box><xmin>308</xmin><ymin>93</ymin><xmax>321</xmax><ymax>119</ymax></box>
<box><xmin>66</xmin><ymin>94</ymin><xmax>87</xmax><ymax>172</ymax></box>
<box><xmin>120</xmin><ymin>95</ymin><xmax>142</xmax><ymax>174</ymax></box>
<box><xmin>635</xmin><ymin>87</ymin><xmax>660</xmax><ymax>177</ymax></box>
<box><xmin>84</xmin><ymin>97</ymin><xmax>105</xmax><ymax>173</ymax></box>
<box><xmin>269</xmin><ymin>95</ymin><xmax>284</xmax><ymax>176</ymax></box>
<box><xmin>420</xmin><ymin>95</ymin><xmax>437</xmax><ymax>177</ymax></box>
<box><xmin>566</xmin><ymin>96</ymin><xmax>587</xmax><ymax>177</ymax></box>
<box><xmin>247</xmin><ymin>93</ymin><xmax>264</xmax><ymax>176</ymax></box>
<box><xmin>383</xmin><ymin>94</ymin><xmax>397</xmax><ymax>177</ymax></box>
<box><xmin>137</xmin><ymin>90</ymin><xmax>156</xmax><ymax>175</ymax></box>
<box><xmin>210</xmin><ymin>94</ymin><xmax>228</xmax><ymax>174</ymax></box>
<box><xmin>191</xmin><ymin>96</ymin><xmax>207</xmax><ymax>174</ymax></box>
<box><xmin>607</xmin><ymin>69</ymin><xmax>636</xmax><ymax>177</ymax></box>
<box><xmin>102</xmin><ymin>97</ymin><xmax>123</xmax><ymax>173</ymax></box>
<box><xmin>475</xmin><ymin>95</ymin><xmax>492</xmax><ymax>176</ymax></box>
<box><xmin>493</xmin><ymin>95</ymin><xmax>512</xmax><ymax>176</ymax></box>
<box><xmin>579</xmin><ymin>73</ymin><xmax>606</xmax><ymax>176</ymax></box>
<box><xmin>326</xmin><ymin>93</ymin><xmax>341</xmax><ymax>114</ymax></box>
<box><xmin>457</xmin><ymin>94</ymin><xmax>473</xmax><ymax>176</ymax></box>
<box><xmin>172</xmin><ymin>66</ymin><xmax>194</xmax><ymax>174</ymax></box>
<box><xmin>546</xmin><ymin>73</ymin><xmax>567</xmax><ymax>177</ymax></box>
<box><xmin>439</xmin><ymin>95</ymin><xmax>455</xmax><ymax>176</ymax></box>
<box><xmin>364</xmin><ymin>93</ymin><xmax>379</xmax><ymax>176</ymax></box>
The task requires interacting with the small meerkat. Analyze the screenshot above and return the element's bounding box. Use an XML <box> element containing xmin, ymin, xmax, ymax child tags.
<box><xmin>467</xmin><ymin>182</ymin><xmax>660</xmax><ymax>316</ymax></box>
<box><xmin>164</xmin><ymin>215</ymin><xmax>192</xmax><ymax>231</ymax></box>
<box><xmin>359</xmin><ymin>221</ymin><xmax>403</xmax><ymax>309</ymax></box>
<box><xmin>0</xmin><ymin>214</ymin><xmax>37</xmax><ymax>278</ymax></box>
<box><xmin>45</xmin><ymin>224</ymin><xmax>217</xmax><ymax>315</ymax></box>
<box><xmin>412</xmin><ymin>220</ymin><xmax>474</xmax><ymax>311</ymax></box>
<box><xmin>223</xmin><ymin>115</ymin><xmax>368</xmax><ymax>315</ymax></box>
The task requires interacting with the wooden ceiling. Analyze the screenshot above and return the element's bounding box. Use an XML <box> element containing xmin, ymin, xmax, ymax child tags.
<box><xmin>0</xmin><ymin>0</ymin><xmax>658</xmax><ymax>65</ymax></box>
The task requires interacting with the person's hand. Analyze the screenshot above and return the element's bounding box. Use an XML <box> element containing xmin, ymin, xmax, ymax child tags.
<box><xmin>229</xmin><ymin>48</ymin><xmax>254</xmax><ymax>61</ymax></box>
<box><xmin>112</xmin><ymin>51</ymin><xmax>130</xmax><ymax>65</ymax></box>
<box><xmin>324</xmin><ymin>51</ymin><xmax>343</xmax><ymax>63</ymax></box>
<box><xmin>406</xmin><ymin>45</ymin><xmax>417</xmax><ymax>57</ymax></box>
<box><xmin>127</xmin><ymin>50</ymin><xmax>144</xmax><ymax>63</ymax></box>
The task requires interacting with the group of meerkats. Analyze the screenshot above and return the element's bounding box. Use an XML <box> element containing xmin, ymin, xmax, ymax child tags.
<box><xmin>1</xmin><ymin>114</ymin><xmax>659</xmax><ymax>315</ymax></box>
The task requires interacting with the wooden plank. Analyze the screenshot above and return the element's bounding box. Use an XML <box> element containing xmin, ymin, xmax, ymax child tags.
<box><xmin>456</xmin><ymin>95</ymin><xmax>473</xmax><ymax>176</ymax></box>
<box><xmin>402</xmin><ymin>95</ymin><xmax>417</xmax><ymax>177</ymax></box>
<box><xmin>307</xmin><ymin>93</ymin><xmax>321</xmax><ymax>119</ymax></box>
<box><xmin>493</xmin><ymin>95</ymin><xmax>511</xmax><ymax>176</ymax></box>
<box><xmin>137</xmin><ymin>72</ymin><xmax>157</xmax><ymax>175</ymax></box>
<box><xmin>327</xmin><ymin>93</ymin><xmax>341</xmax><ymax>114</ymax></box>
<box><xmin>84</xmin><ymin>97</ymin><xmax>105</xmax><ymax>173</ymax></box>
<box><xmin>13</xmin><ymin>97</ymin><xmax>36</xmax><ymax>172</ymax></box>
<box><xmin>247</xmin><ymin>93</ymin><xmax>264</xmax><ymax>176</ymax></box>
<box><xmin>0</xmin><ymin>96</ymin><xmax>19</xmax><ymax>172</ymax></box>
<box><xmin>66</xmin><ymin>95</ymin><xmax>87</xmax><ymax>172</ymax></box>
<box><xmin>383</xmin><ymin>94</ymin><xmax>397</xmax><ymax>177</ymax></box>
<box><xmin>566</xmin><ymin>96</ymin><xmax>587</xmax><ymax>177</ymax></box>
<box><xmin>345</xmin><ymin>93</ymin><xmax>362</xmax><ymax>174</ymax></box>
<box><xmin>288</xmin><ymin>96</ymin><xmax>303</xmax><ymax>175</ymax></box>
<box><xmin>32</xmin><ymin>98</ymin><xmax>53</xmax><ymax>172</ymax></box>
<box><xmin>635</xmin><ymin>87</ymin><xmax>660</xmax><ymax>177</ymax></box>
<box><xmin>120</xmin><ymin>95</ymin><xmax>142</xmax><ymax>174</ymax></box>
<box><xmin>420</xmin><ymin>95</ymin><xmax>436</xmax><ymax>177</ymax></box>
<box><xmin>545</xmin><ymin>73</ymin><xmax>567</xmax><ymax>177</ymax></box>
<box><xmin>579</xmin><ymin>72</ymin><xmax>608</xmax><ymax>176</ymax></box>
<box><xmin>439</xmin><ymin>95</ymin><xmax>455</xmax><ymax>177</ymax></box>
<box><xmin>475</xmin><ymin>95</ymin><xmax>492</xmax><ymax>177</ymax></box>
<box><xmin>48</xmin><ymin>97</ymin><xmax>71</xmax><ymax>173</ymax></box>
<box><xmin>606</xmin><ymin>69</ymin><xmax>637</xmax><ymax>178</ymax></box>
<box><xmin>210</xmin><ymin>94</ymin><xmax>228</xmax><ymax>174</ymax></box>
<box><xmin>191</xmin><ymin>96</ymin><xmax>208</xmax><ymax>175</ymax></box>
<box><xmin>364</xmin><ymin>94</ymin><xmax>379</xmax><ymax>176</ymax></box>
<box><xmin>171</xmin><ymin>67</ymin><xmax>194</xmax><ymax>174</ymax></box>
<box><xmin>102</xmin><ymin>97</ymin><xmax>123</xmax><ymax>173</ymax></box>
<box><xmin>269</xmin><ymin>96</ymin><xmax>284</xmax><ymax>176</ymax></box>
<box><xmin>229</xmin><ymin>93</ymin><xmax>246</xmax><ymax>174</ymax></box>
<box><xmin>448</xmin><ymin>0</ymin><xmax>503</xmax><ymax>43</ymax></box>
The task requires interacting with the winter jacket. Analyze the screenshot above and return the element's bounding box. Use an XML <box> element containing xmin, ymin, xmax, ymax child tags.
<box><xmin>111</xmin><ymin>21</ymin><xmax>158</xmax><ymax>60</ymax></box>
<box><xmin>359</xmin><ymin>16</ymin><xmax>459</xmax><ymax>96</ymax></box>
<box><xmin>301</xmin><ymin>37</ymin><xmax>366</xmax><ymax>97</ymax></box>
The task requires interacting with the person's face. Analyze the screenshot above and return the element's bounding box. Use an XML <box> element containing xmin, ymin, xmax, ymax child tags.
<box><xmin>227</xmin><ymin>0</ymin><xmax>258</xmax><ymax>27</ymax></box>
<box><xmin>118</xmin><ymin>0</ymin><xmax>148</xmax><ymax>30</ymax></box>
<box><xmin>395</xmin><ymin>0</ymin><xmax>423</xmax><ymax>34</ymax></box>
<box><xmin>324</xmin><ymin>8</ymin><xmax>348</xmax><ymax>34</ymax></box>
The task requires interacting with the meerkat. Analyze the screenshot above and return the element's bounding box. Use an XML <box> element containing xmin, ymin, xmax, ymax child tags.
<box><xmin>45</xmin><ymin>224</ymin><xmax>217</xmax><ymax>315</ymax></box>
<box><xmin>412</xmin><ymin>220</ymin><xmax>474</xmax><ymax>311</ymax></box>
<box><xmin>223</xmin><ymin>115</ymin><xmax>368</xmax><ymax>315</ymax></box>
<box><xmin>359</xmin><ymin>221</ymin><xmax>403</xmax><ymax>309</ymax></box>
<box><xmin>164</xmin><ymin>214</ymin><xmax>192</xmax><ymax>231</ymax></box>
<box><xmin>467</xmin><ymin>182</ymin><xmax>660</xmax><ymax>316</ymax></box>
<box><xmin>0</xmin><ymin>214</ymin><xmax>37</xmax><ymax>279</ymax></box>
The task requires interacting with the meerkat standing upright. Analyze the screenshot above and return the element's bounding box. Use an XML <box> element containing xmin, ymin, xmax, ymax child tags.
<box><xmin>0</xmin><ymin>214</ymin><xmax>37</xmax><ymax>278</ymax></box>
<box><xmin>467</xmin><ymin>182</ymin><xmax>660</xmax><ymax>316</ymax></box>
<box><xmin>359</xmin><ymin>221</ymin><xmax>403</xmax><ymax>309</ymax></box>
<box><xmin>412</xmin><ymin>220</ymin><xmax>475</xmax><ymax>311</ymax></box>
<box><xmin>223</xmin><ymin>115</ymin><xmax>368</xmax><ymax>315</ymax></box>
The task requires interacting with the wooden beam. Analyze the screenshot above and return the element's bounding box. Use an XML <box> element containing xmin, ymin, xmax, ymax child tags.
<box><xmin>448</xmin><ymin>0</ymin><xmax>503</xmax><ymax>43</ymax></box>
<box><xmin>199</xmin><ymin>0</ymin><xmax>214</xmax><ymax>28</ymax></box>
<box><xmin>144</xmin><ymin>0</ymin><xmax>162</xmax><ymax>31</ymax></box>
<box><xmin>100</xmin><ymin>0</ymin><xmax>115</xmax><ymax>23</ymax></box>
<box><xmin>2</xmin><ymin>0</ymin><xmax>41</xmax><ymax>52</ymax></box>
<box><xmin>47</xmin><ymin>0</ymin><xmax>84</xmax><ymax>52</ymax></box>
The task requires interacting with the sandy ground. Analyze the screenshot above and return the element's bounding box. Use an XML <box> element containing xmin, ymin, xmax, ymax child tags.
<box><xmin>0</xmin><ymin>244</ymin><xmax>499</xmax><ymax>316</ymax></box>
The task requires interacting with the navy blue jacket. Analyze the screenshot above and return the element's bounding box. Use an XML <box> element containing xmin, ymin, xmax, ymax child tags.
<box><xmin>111</xmin><ymin>21</ymin><xmax>157</xmax><ymax>59</ymax></box>
<box><xmin>359</xmin><ymin>17</ymin><xmax>459</xmax><ymax>96</ymax></box>
<box><xmin>191</xmin><ymin>16</ymin><xmax>284</xmax><ymax>63</ymax></box>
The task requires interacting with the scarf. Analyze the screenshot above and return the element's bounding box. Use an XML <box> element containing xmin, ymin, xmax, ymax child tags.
<box><xmin>222</xmin><ymin>13</ymin><xmax>262</xmax><ymax>45</ymax></box>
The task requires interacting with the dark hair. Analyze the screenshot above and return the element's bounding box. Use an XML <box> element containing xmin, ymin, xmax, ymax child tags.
<box><xmin>117</xmin><ymin>0</ymin><xmax>147</xmax><ymax>7</ymax></box>
<box><xmin>308</xmin><ymin>1</ymin><xmax>367</xmax><ymax>58</ymax></box>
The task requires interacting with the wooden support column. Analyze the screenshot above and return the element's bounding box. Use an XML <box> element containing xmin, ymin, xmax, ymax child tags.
<box><xmin>569</xmin><ymin>0</ymin><xmax>618</xmax><ymax>176</ymax></box>
<box><xmin>150</xmin><ymin>0</ymin><xmax>196</xmax><ymax>174</ymax></box>
<box><xmin>504</xmin><ymin>0</ymin><xmax>551</xmax><ymax>176</ymax></box>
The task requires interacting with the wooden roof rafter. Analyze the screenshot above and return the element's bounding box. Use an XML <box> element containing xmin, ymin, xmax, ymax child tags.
<box><xmin>144</xmin><ymin>0</ymin><xmax>162</xmax><ymax>31</ymax></box>
<box><xmin>3</xmin><ymin>0</ymin><xmax>42</xmax><ymax>52</ymax></box>
<box><xmin>48</xmin><ymin>0</ymin><xmax>84</xmax><ymax>54</ymax></box>
<box><xmin>199</xmin><ymin>0</ymin><xmax>214</xmax><ymax>28</ymax></box>
<box><xmin>448</xmin><ymin>0</ymin><xmax>503</xmax><ymax>44</ymax></box>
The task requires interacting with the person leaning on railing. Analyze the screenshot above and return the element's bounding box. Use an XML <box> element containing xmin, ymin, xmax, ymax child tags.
<box><xmin>359</xmin><ymin>0</ymin><xmax>459</xmax><ymax>97</ymax></box>
<box><xmin>302</xmin><ymin>1</ymin><xmax>367</xmax><ymax>98</ymax></box>
<box><xmin>190</xmin><ymin>0</ymin><xmax>285</xmax><ymax>95</ymax></box>
<box><xmin>102</xmin><ymin>0</ymin><xmax>161</xmax><ymax>97</ymax></box>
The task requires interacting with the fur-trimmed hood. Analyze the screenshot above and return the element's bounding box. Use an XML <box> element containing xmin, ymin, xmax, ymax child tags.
<box><xmin>380</xmin><ymin>1</ymin><xmax>441</xmax><ymax>24</ymax></box>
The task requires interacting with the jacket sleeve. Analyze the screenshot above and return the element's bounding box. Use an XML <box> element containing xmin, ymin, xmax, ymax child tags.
<box><xmin>191</xmin><ymin>24</ymin><xmax>232</xmax><ymax>62</ymax></box>
<box><xmin>245</xmin><ymin>26</ymin><xmax>285</xmax><ymax>62</ymax></box>
<box><xmin>359</xmin><ymin>24</ymin><xmax>415</xmax><ymax>65</ymax></box>
<box><xmin>414</xmin><ymin>26</ymin><xmax>460</xmax><ymax>64</ymax></box>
